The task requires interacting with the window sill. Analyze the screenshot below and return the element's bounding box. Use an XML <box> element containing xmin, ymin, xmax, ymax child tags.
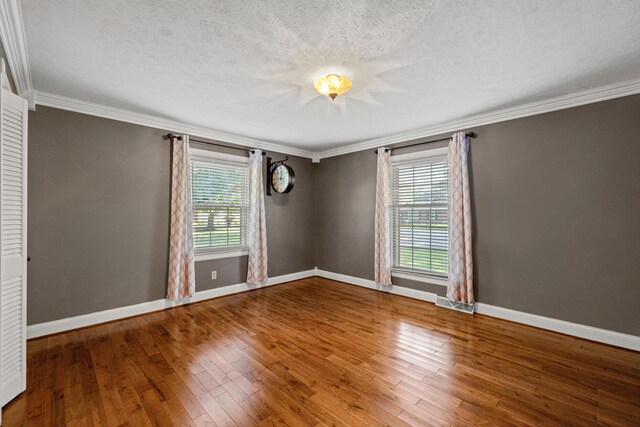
<box><xmin>195</xmin><ymin>249</ymin><xmax>248</xmax><ymax>261</ymax></box>
<box><xmin>392</xmin><ymin>270</ymin><xmax>448</xmax><ymax>287</ymax></box>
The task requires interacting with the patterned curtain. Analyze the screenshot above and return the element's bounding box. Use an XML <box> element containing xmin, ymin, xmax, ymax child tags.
<box><xmin>247</xmin><ymin>149</ymin><xmax>268</xmax><ymax>284</ymax></box>
<box><xmin>374</xmin><ymin>147</ymin><xmax>393</xmax><ymax>286</ymax></box>
<box><xmin>167</xmin><ymin>135</ymin><xmax>196</xmax><ymax>300</ymax></box>
<box><xmin>447</xmin><ymin>132</ymin><xmax>474</xmax><ymax>303</ymax></box>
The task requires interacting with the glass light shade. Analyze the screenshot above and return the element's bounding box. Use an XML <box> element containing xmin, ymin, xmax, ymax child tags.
<box><xmin>314</xmin><ymin>74</ymin><xmax>352</xmax><ymax>100</ymax></box>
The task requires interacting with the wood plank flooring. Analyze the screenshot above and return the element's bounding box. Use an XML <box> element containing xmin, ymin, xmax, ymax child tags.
<box><xmin>3</xmin><ymin>277</ymin><xmax>640</xmax><ymax>426</ymax></box>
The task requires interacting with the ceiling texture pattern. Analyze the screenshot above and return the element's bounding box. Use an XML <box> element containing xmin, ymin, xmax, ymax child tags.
<box><xmin>19</xmin><ymin>0</ymin><xmax>640</xmax><ymax>151</ymax></box>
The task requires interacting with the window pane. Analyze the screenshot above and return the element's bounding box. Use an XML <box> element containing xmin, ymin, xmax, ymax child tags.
<box><xmin>193</xmin><ymin>206</ymin><xmax>245</xmax><ymax>248</ymax></box>
<box><xmin>392</xmin><ymin>157</ymin><xmax>448</xmax><ymax>275</ymax></box>
<box><xmin>192</xmin><ymin>159</ymin><xmax>248</xmax><ymax>251</ymax></box>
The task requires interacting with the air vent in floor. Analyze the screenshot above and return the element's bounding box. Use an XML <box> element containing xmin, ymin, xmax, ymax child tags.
<box><xmin>435</xmin><ymin>296</ymin><xmax>475</xmax><ymax>314</ymax></box>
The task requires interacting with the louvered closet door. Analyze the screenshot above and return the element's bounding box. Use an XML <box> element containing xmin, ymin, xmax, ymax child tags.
<box><xmin>0</xmin><ymin>84</ymin><xmax>28</xmax><ymax>406</ymax></box>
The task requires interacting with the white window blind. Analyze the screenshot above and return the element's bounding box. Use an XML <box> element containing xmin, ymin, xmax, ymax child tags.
<box><xmin>392</xmin><ymin>155</ymin><xmax>449</xmax><ymax>276</ymax></box>
<box><xmin>191</xmin><ymin>158</ymin><xmax>249</xmax><ymax>253</ymax></box>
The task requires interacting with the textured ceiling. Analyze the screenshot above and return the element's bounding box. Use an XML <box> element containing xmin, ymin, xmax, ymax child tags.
<box><xmin>21</xmin><ymin>0</ymin><xmax>640</xmax><ymax>151</ymax></box>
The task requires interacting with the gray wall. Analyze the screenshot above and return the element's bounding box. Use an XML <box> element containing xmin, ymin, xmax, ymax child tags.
<box><xmin>314</xmin><ymin>148</ymin><xmax>447</xmax><ymax>298</ymax></box>
<box><xmin>315</xmin><ymin>95</ymin><xmax>640</xmax><ymax>336</ymax></box>
<box><xmin>315</xmin><ymin>150</ymin><xmax>375</xmax><ymax>280</ymax></box>
<box><xmin>28</xmin><ymin>106</ymin><xmax>315</xmax><ymax>324</ymax></box>
<box><xmin>28</xmin><ymin>95</ymin><xmax>640</xmax><ymax>336</ymax></box>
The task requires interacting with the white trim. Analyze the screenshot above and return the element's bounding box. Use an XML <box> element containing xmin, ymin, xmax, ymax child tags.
<box><xmin>475</xmin><ymin>303</ymin><xmax>640</xmax><ymax>352</ymax></box>
<box><xmin>390</xmin><ymin>152</ymin><xmax>450</xmax><ymax>278</ymax></box>
<box><xmin>28</xmin><ymin>79</ymin><xmax>640</xmax><ymax>162</ymax></box>
<box><xmin>316</xmin><ymin>269</ymin><xmax>640</xmax><ymax>352</ymax></box>
<box><xmin>1</xmin><ymin>0</ymin><xmax>639</xmax><ymax>157</ymax></box>
<box><xmin>390</xmin><ymin>146</ymin><xmax>448</xmax><ymax>163</ymax></box>
<box><xmin>190</xmin><ymin>148</ymin><xmax>250</xmax><ymax>256</ymax></box>
<box><xmin>34</xmin><ymin>91</ymin><xmax>316</xmax><ymax>159</ymax></box>
<box><xmin>315</xmin><ymin>269</ymin><xmax>379</xmax><ymax>290</ymax></box>
<box><xmin>0</xmin><ymin>58</ymin><xmax>10</xmax><ymax>90</ymax></box>
<box><xmin>0</xmin><ymin>0</ymin><xmax>32</xmax><ymax>97</ymax></box>
<box><xmin>190</xmin><ymin>147</ymin><xmax>249</xmax><ymax>163</ymax></box>
<box><xmin>317</xmin><ymin>77</ymin><xmax>640</xmax><ymax>159</ymax></box>
<box><xmin>392</xmin><ymin>270</ymin><xmax>447</xmax><ymax>287</ymax></box>
<box><xmin>26</xmin><ymin>268</ymin><xmax>640</xmax><ymax>351</ymax></box>
<box><xmin>23</xmin><ymin>88</ymin><xmax>35</xmax><ymax>109</ymax></box>
<box><xmin>315</xmin><ymin>269</ymin><xmax>438</xmax><ymax>303</ymax></box>
<box><xmin>194</xmin><ymin>249</ymin><xmax>248</xmax><ymax>261</ymax></box>
<box><xmin>26</xmin><ymin>270</ymin><xmax>316</xmax><ymax>339</ymax></box>
<box><xmin>33</xmin><ymin>77</ymin><xmax>640</xmax><ymax>162</ymax></box>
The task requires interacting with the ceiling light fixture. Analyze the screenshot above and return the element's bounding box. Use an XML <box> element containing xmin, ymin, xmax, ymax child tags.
<box><xmin>314</xmin><ymin>74</ymin><xmax>352</xmax><ymax>100</ymax></box>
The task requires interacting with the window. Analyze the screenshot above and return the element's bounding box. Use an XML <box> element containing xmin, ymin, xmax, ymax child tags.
<box><xmin>190</xmin><ymin>149</ymin><xmax>249</xmax><ymax>260</ymax></box>
<box><xmin>391</xmin><ymin>148</ymin><xmax>449</xmax><ymax>280</ymax></box>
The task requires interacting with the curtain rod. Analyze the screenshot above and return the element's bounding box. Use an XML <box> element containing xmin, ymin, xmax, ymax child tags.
<box><xmin>165</xmin><ymin>133</ymin><xmax>266</xmax><ymax>155</ymax></box>
<box><xmin>374</xmin><ymin>132</ymin><xmax>477</xmax><ymax>154</ymax></box>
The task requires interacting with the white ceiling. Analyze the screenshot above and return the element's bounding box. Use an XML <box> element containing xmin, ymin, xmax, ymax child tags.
<box><xmin>20</xmin><ymin>0</ymin><xmax>640</xmax><ymax>152</ymax></box>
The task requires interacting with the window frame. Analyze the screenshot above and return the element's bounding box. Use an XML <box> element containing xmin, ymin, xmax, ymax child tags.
<box><xmin>190</xmin><ymin>148</ymin><xmax>250</xmax><ymax>261</ymax></box>
<box><xmin>390</xmin><ymin>147</ymin><xmax>449</xmax><ymax>287</ymax></box>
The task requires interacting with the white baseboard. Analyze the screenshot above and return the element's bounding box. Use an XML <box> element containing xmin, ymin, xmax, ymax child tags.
<box><xmin>474</xmin><ymin>303</ymin><xmax>640</xmax><ymax>352</ymax></box>
<box><xmin>314</xmin><ymin>269</ymin><xmax>437</xmax><ymax>303</ymax></box>
<box><xmin>315</xmin><ymin>269</ymin><xmax>640</xmax><ymax>352</ymax></box>
<box><xmin>27</xmin><ymin>268</ymin><xmax>640</xmax><ymax>352</ymax></box>
<box><xmin>26</xmin><ymin>270</ymin><xmax>315</xmax><ymax>339</ymax></box>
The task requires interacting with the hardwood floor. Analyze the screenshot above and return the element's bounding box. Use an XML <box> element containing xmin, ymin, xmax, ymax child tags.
<box><xmin>3</xmin><ymin>277</ymin><xmax>640</xmax><ymax>426</ymax></box>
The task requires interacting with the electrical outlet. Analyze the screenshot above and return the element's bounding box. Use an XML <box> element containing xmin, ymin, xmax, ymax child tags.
<box><xmin>211</xmin><ymin>271</ymin><xmax>217</xmax><ymax>280</ymax></box>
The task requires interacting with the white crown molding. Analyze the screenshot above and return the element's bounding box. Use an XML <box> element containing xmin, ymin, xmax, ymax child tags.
<box><xmin>34</xmin><ymin>76</ymin><xmax>640</xmax><ymax>161</ymax></box>
<box><xmin>34</xmin><ymin>90</ymin><xmax>316</xmax><ymax>159</ymax></box>
<box><xmin>315</xmin><ymin>269</ymin><xmax>640</xmax><ymax>351</ymax></box>
<box><xmin>0</xmin><ymin>0</ymin><xmax>33</xmax><ymax>97</ymax></box>
<box><xmin>7</xmin><ymin>0</ymin><xmax>636</xmax><ymax>162</ymax></box>
<box><xmin>318</xmin><ymin>77</ymin><xmax>640</xmax><ymax>159</ymax></box>
<box><xmin>27</xmin><ymin>269</ymin><xmax>316</xmax><ymax>339</ymax></box>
